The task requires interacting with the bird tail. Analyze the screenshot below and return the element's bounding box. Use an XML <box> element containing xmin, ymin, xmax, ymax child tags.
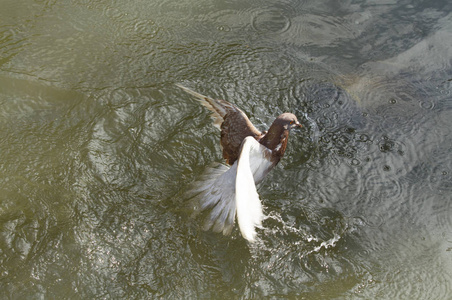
<box><xmin>175</xmin><ymin>84</ymin><xmax>227</xmax><ymax>129</ymax></box>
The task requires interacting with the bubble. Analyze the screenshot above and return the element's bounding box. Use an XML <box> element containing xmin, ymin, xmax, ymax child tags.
<box><xmin>377</xmin><ymin>137</ymin><xmax>405</xmax><ymax>156</ymax></box>
<box><xmin>419</xmin><ymin>98</ymin><xmax>435</xmax><ymax>110</ymax></box>
<box><xmin>351</xmin><ymin>158</ymin><xmax>361</xmax><ymax>166</ymax></box>
<box><xmin>359</xmin><ymin>134</ymin><xmax>369</xmax><ymax>142</ymax></box>
<box><xmin>379</xmin><ymin>140</ymin><xmax>395</xmax><ymax>153</ymax></box>
<box><xmin>217</xmin><ymin>25</ymin><xmax>231</xmax><ymax>32</ymax></box>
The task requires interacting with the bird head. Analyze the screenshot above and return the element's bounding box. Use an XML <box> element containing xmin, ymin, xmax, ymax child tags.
<box><xmin>276</xmin><ymin>113</ymin><xmax>303</xmax><ymax>130</ymax></box>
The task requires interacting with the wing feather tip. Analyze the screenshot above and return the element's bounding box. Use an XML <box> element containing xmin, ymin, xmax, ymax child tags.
<box><xmin>176</xmin><ymin>83</ymin><xmax>226</xmax><ymax>126</ymax></box>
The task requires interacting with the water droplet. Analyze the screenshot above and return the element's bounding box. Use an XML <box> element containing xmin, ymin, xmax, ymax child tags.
<box><xmin>370</xmin><ymin>196</ymin><xmax>381</xmax><ymax>203</ymax></box>
<box><xmin>389</xmin><ymin>98</ymin><xmax>397</xmax><ymax>104</ymax></box>
<box><xmin>419</xmin><ymin>99</ymin><xmax>434</xmax><ymax>109</ymax></box>
<box><xmin>351</xmin><ymin>158</ymin><xmax>361</xmax><ymax>166</ymax></box>
<box><xmin>217</xmin><ymin>25</ymin><xmax>231</xmax><ymax>32</ymax></box>
<box><xmin>359</xmin><ymin>134</ymin><xmax>369</xmax><ymax>142</ymax></box>
<box><xmin>379</xmin><ymin>141</ymin><xmax>395</xmax><ymax>153</ymax></box>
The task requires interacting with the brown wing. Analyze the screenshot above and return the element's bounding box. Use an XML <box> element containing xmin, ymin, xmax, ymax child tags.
<box><xmin>176</xmin><ymin>84</ymin><xmax>262</xmax><ymax>165</ymax></box>
<box><xmin>220</xmin><ymin>109</ymin><xmax>262</xmax><ymax>165</ymax></box>
<box><xmin>176</xmin><ymin>84</ymin><xmax>229</xmax><ymax>129</ymax></box>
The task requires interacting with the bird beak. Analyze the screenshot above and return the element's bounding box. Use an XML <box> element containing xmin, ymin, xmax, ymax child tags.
<box><xmin>294</xmin><ymin>122</ymin><xmax>302</xmax><ymax>129</ymax></box>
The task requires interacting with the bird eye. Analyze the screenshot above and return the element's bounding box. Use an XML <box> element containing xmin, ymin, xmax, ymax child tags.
<box><xmin>289</xmin><ymin>121</ymin><xmax>294</xmax><ymax>125</ymax></box>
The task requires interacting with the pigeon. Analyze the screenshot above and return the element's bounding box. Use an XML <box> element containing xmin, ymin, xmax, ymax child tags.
<box><xmin>177</xmin><ymin>84</ymin><xmax>302</xmax><ymax>242</ymax></box>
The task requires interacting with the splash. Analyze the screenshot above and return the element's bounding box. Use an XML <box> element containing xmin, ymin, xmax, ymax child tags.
<box><xmin>302</xmin><ymin>112</ymin><xmax>320</xmax><ymax>143</ymax></box>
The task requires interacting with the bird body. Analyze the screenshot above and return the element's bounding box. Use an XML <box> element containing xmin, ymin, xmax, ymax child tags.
<box><xmin>177</xmin><ymin>84</ymin><xmax>301</xmax><ymax>242</ymax></box>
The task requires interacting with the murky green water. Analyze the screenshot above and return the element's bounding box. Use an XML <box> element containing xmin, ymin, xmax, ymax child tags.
<box><xmin>1</xmin><ymin>0</ymin><xmax>451</xmax><ymax>298</ymax></box>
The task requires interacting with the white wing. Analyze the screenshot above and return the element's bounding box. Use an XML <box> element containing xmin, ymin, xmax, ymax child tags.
<box><xmin>235</xmin><ymin>136</ymin><xmax>273</xmax><ymax>242</ymax></box>
<box><xmin>187</xmin><ymin>163</ymin><xmax>237</xmax><ymax>235</ymax></box>
<box><xmin>187</xmin><ymin>137</ymin><xmax>274</xmax><ymax>241</ymax></box>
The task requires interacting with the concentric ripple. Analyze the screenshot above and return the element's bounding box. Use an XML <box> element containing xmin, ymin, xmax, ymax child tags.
<box><xmin>252</xmin><ymin>7</ymin><xmax>292</xmax><ymax>34</ymax></box>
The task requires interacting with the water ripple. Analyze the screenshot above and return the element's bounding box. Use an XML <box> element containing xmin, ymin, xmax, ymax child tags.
<box><xmin>235</xmin><ymin>204</ymin><xmax>369</xmax><ymax>297</ymax></box>
<box><xmin>285</xmin><ymin>12</ymin><xmax>355</xmax><ymax>47</ymax></box>
<box><xmin>427</xmin><ymin>145</ymin><xmax>452</xmax><ymax>194</ymax></box>
<box><xmin>345</xmin><ymin>76</ymin><xmax>434</xmax><ymax>138</ymax></box>
<box><xmin>252</xmin><ymin>7</ymin><xmax>292</xmax><ymax>34</ymax></box>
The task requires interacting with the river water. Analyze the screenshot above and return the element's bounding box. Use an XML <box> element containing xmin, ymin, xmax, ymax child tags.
<box><xmin>1</xmin><ymin>0</ymin><xmax>451</xmax><ymax>298</ymax></box>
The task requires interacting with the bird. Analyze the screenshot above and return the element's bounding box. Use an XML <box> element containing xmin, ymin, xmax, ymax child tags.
<box><xmin>177</xmin><ymin>84</ymin><xmax>302</xmax><ymax>242</ymax></box>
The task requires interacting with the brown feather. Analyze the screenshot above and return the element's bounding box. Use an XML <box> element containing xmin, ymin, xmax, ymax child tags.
<box><xmin>221</xmin><ymin>111</ymin><xmax>262</xmax><ymax>164</ymax></box>
<box><xmin>177</xmin><ymin>84</ymin><xmax>262</xmax><ymax>165</ymax></box>
<box><xmin>177</xmin><ymin>85</ymin><xmax>300</xmax><ymax>166</ymax></box>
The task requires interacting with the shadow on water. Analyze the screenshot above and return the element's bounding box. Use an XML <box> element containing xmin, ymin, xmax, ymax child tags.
<box><xmin>0</xmin><ymin>0</ymin><xmax>452</xmax><ymax>298</ymax></box>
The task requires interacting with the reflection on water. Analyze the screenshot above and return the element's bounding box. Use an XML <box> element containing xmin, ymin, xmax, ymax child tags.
<box><xmin>1</xmin><ymin>0</ymin><xmax>451</xmax><ymax>298</ymax></box>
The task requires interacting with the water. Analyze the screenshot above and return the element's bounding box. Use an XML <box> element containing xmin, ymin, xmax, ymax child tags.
<box><xmin>1</xmin><ymin>0</ymin><xmax>451</xmax><ymax>298</ymax></box>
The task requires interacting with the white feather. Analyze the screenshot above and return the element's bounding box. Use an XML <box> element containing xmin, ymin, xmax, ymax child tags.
<box><xmin>187</xmin><ymin>163</ymin><xmax>237</xmax><ymax>235</ymax></box>
<box><xmin>187</xmin><ymin>137</ymin><xmax>274</xmax><ymax>241</ymax></box>
<box><xmin>235</xmin><ymin>137</ymin><xmax>273</xmax><ymax>242</ymax></box>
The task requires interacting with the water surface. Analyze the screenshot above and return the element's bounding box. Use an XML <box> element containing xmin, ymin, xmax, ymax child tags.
<box><xmin>1</xmin><ymin>0</ymin><xmax>451</xmax><ymax>298</ymax></box>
